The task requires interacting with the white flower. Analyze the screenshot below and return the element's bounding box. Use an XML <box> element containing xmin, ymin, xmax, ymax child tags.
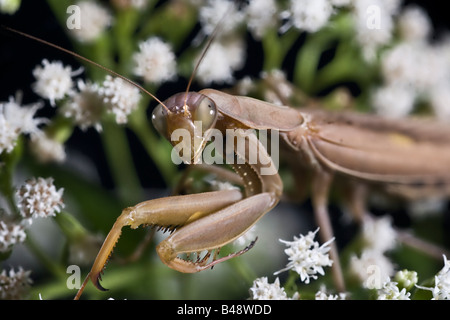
<box><xmin>62</xmin><ymin>80</ymin><xmax>104</xmax><ymax>132</ymax></box>
<box><xmin>394</xmin><ymin>270</ymin><xmax>418</xmax><ymax>291</ymax></box>
<box><xmin>0</xmin><ymin>0</ymin><xmax>21</xmax><ymax>14</ymax></box>
<box><xmin>245</xmin><ymin>0</ymin><xmax>278</xmax><ymax>39</ymax></box>
<box><xmin>32</xmin><ymin>59</ymin><xmax>79</xmax><ymax>106</ymax></box>
<box><xmin>16</xmin><ymin>177</ymin><xmax>65</xmax><ymax>223</ymax></box>
<box><xmin>0</xmin><ymin>219</ymin><xmax>27</xmax><ymax>253</ymax></box>
<box><xmin>315</xmin><ymin>285</ymin><xmax>347</xmax><ymax>300</ymax></box>
<box><xmin>98</xmin><ymin>75</ymin><xmax>141</xmax><ymax>124</ymax></box>
<box><xmin>249</xmin><ymin>277</ymin><xmax>298</xmax><ymax>300</ymax></box>
<box><xmin>0</xmin><ymin>111</ymin><xmax>19</xmax><ymax>154</ymax></box>
<box><xmin>398</xmin><ymin>5</ymin><xmax>431</xmax><ymax>42</ymax></box>
<box><xmin>195</xmin><ymin>38</ymin><xmax>245</xmax><ymax>85</ymax></box>
<box><xmin>274</xmin><ymin>228</ymin><xmax>334</xmax><ymax>284</ymax></box>
<box><xmin>0</xmin><ymin>267</ymin><xmax>32</xmax><ymax>300</ymax></box>
<box><xmin>351</xmin><ymin>0</ymin><xmax>401</xmax><ymax>61</ymax></box>
<box><xmin>417</xmin><ymin>255</ymin><xmax>450</xmax><ymax>300</ymax></box>
<box><xmin>287</xmin><ymin>0</ymin><xmax>334</xmax><ymax>33</ymax></box>
<box><xmin>361</xmin><ymin>216</ymin><xmax>397</xmax><ymax>253</ymax></box>
<box><xmin>377</xmin><ymin>278</ymin><xmax>411</xmax><ymax>300</ymax></box>
<box><xmin>372</xmin><ymin>83</ymin><xmax>416</xmax><ymax>118</ymax></box>
<box><xmin>69</xmin><ymin>0</ymin><xmax>113</xmax><ymax>43</ymax></box>
<box><xmin>199</xmin><ymin>0</ymin><xmax>244</xmax><ymax>36</ymax></box>
<box><xmin>0</xmin><ymin>94</ymin><xmax>46</xmax><ymax>154</ymax></box>
<box><xmin>349</xmin><ymin>249</ymin><xmax>395</xmax><ymax>289</ymax></box>
<box><xmin>133</xmin><ymin>37</ymin><xmax>177</xmax><ymax>84</ymax></box>
<box><xmin>381</xmin><ymin>41</ymin><xmax>449</xmax><ymax>94</ymax></box>
<box><xmin>29</xmin><ymin>133</ymin><xmax>66</xmax><ymax>164</ymax></box>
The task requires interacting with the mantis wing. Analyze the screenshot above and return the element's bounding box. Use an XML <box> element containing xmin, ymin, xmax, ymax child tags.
<box><xmin>305</xmin><ymin>110</ymin><xmax>450</xmax><ymax>196</ymax></box>
<box><xmin>200</xmin><ymin>88</ymin><xmax>304</xmax><ymax>130</ymax></box>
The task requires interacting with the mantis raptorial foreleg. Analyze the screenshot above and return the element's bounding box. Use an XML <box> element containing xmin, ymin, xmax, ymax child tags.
<box><xmin>75</xmin><ymin>128</ymin><xmax>282</xmax><ymax>299</ymax></box>
<box><xmin>157</xmin><ymin>193</ymin><xmax>273</xmax><ymax>272</ymax></box>
<box><xmin>75</xmin><ymin>189</ymin><xmax>243</xmax><ymax>297</ymax></box>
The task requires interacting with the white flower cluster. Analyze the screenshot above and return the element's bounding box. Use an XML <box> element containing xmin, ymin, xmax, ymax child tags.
<box><xmin>133</xmin><ymin>37</ymin><xmax>177</xmax><ymax>85</ymax></box>
<box><xmin>1</xmin><ymin>176</ymin><xmax>64</xmax><ymax>254</ymax></box>
<box><xmin>62</xmin><ymin>80</ymin><xmax>104</xmax><ymax>132</ymax></box>
<box><xmin>198</xmin><ymin>0</ymin><xmax>244</xmax><ymax>37</ymax></box>
<box><xmin>98</xmin><ymin>75</ymin><xmax>141</xmax><ymax>125</ymax></box>
<box><xmin>351</xmin><ymin>0</ymin><xmax>402</xmax><ymax>61</ymax></box>
<box><xmin>195</xmin><ymin>38</ymin><xmax>246</xmax><ymax>85</ymax></box>
<box><xmin>315</xmin><ymin>285</ymin><xmax>347</xmax><ymax>300</ymax></box>
<box><xmin>274</xmin><ymin>228</ymin><xmax>334</xmax><ymax>284</ymax></box>
<box><xmin>63</xmin><ymin>75</ymin><xmax>142</xmax><ymax>128</ymax></box>
<box><xmin>371</xmin><ymin>4</ymin><xmax>450</xmax><ymax>120</ymax></box>
<box><xmin>350</xmin><ymin>216</ymin><xmax>397</xmax><ymax>288</ymax></box>
<box><xmin>0</xmin><ymin>267</ymin><xmax>32</xmax><ymax>300</ymax></box>
<box><xmin>417</xmin><ymin>255</ymin><xmax>450</xmax><ymax>300</ymax></box>
<box><xmin>0</xmin><ymin>219</ymin><xmax>26</xmax><ymax>253</ymax></box>
<box><xmin>249</xmin><ymin>277</ymin><xmax>299</xmax><ymax>300</ymax></box>
<box><xmin>0</xmin><ymin>94</ymin><xmax>46</xmax><ymax>155</ymax></box>
<box><xmin>16</xmin><ymin>177</ymin><xmax>65</xmax><ymax>223</ymax></box>
<box><xmin>377</xmin><ymin>278</ymin><xmax>411</xmax><ymax>300</ymax></box>
<box><xmin>192</xmin><ymin>0</ymin><xmax>353</xmax><ymax>85</ymax></box>
<box><xmin>245</xmin><ymin>0</ymin><xmax>278</xmax><ymax>40</ymax></box>
<box><xmin>287</xmin><ymin>0</ymin><xmax>334</xmax><ymax>33</ymax></box>
<box><xmin>32</xmin><ymin>59</ymin><xmax>80</xmax><ymax>106</ymax></box>
<box><xmin>69</xmin><ymin>0</ymin><xmax>113</xmax><ymax>43</ymax></box>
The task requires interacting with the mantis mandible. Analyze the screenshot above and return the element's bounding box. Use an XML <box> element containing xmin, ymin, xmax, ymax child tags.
<box><xmin>4</xmin><ymin>21</ymin><xmax>450</xmax><ymax>300</ymax></box>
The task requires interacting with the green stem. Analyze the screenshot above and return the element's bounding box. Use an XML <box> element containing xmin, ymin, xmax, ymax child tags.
<box><xmin>101</xmin><ymin>119</ymin><xmax>142</xmax><ymax>204</ymax></box>
<box><xmin>228</xmin><ymin>257</ymin><xmax>257</xmax><ymax>286</ymax></box>
<box><xmin>113</xmin><ymin>8</ymin><xmax>140</xmax><ymax>76</ymax></box>
<box><xmin>25</xmin><ymin>233</ymin><xmax>66</xmax><ymax>280</ymax></box>
<box><xmin>314</xmin><ymin>41</ymin><xmax>377</xmax><ymax>94</ymax></box>
<box><xmin>261</xmin><ymin>28</ymin><xmax>299</xmax><ymax>72</ymax></box>
<box><xmin>293</xmin><ymin>33</ymin><xmax>327</xmax><ymax>93</ymax></box>
<box><xmin>283</xmin><ymin>270</ymin><xmax>299</xmax><ymax>295</ymax></box>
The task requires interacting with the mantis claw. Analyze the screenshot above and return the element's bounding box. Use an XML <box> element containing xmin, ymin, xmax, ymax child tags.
<box><xmin>93</xmin><ymin>272</ymin><xmax>108</xmax><ymax>292</ymax></box>
<box><xmin>157</xmin><ymin>237</ymin><xmax>258</xmax><ymax>273</ymax></box>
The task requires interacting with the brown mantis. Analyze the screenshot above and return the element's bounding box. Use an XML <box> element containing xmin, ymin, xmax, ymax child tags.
<box><xmin>73</xmin><ymin>84</ymin><xmax>450</xmax><ymax>298</ymax></box>
<box><xmin>4</xmin><ymin>16</ymin><xmax>450</xmax><ymax>300</ymax></box>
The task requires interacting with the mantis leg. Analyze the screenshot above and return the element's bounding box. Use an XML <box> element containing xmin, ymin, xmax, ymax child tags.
<box><xmin>157</xmin><ymin>192</ymin><xmax>275</xmax><ymax>273</ymax></box>
<box><xmin>74</xmin><ymin>189</ymin><xmax>243</xmax><ymax>299</ymax></box>
<box><xmin>311</xmin><ymin>170</ymin><xmax>346</xmax><ymax>292</ymax></box>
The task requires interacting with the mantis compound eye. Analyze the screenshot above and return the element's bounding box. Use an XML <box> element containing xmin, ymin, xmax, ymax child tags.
<box><xmin>194</xmin><ymin>97</ymin><xmax>217</xmax><ymax>132</ymax></box>
<box><xmin>151</xmin><ymin>104</ymin><xmax>169</xmax><ymax>138</ymax></box>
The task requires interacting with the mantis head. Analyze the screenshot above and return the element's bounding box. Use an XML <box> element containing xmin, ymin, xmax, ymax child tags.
<box><xmin>152</xmin><ymin>92</ymin><xmax>218</xmax><ymax>164</ymax></box>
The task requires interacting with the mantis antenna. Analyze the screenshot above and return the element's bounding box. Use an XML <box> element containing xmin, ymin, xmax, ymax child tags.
<box><xmin>182</xmin><ymin>4</ymin><xmax>233</xmax><ymax>114</ymax></box>
<box><xmin>1</xmin><ymin>25</ymin><xmax>172</xmax><ymax>113</ymax></box>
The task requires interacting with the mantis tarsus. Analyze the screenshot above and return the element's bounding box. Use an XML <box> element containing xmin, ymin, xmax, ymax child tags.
<box><xmin>4</xmin><ymin>21</ymin><xmax>450</xmax><ymax>300</ymax></box>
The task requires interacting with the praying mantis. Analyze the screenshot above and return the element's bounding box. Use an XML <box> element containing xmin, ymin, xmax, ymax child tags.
<box><xmin>4</xmin><ymin>14</ymin><xmax>450</xmax><ymax>300</ymax></box>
